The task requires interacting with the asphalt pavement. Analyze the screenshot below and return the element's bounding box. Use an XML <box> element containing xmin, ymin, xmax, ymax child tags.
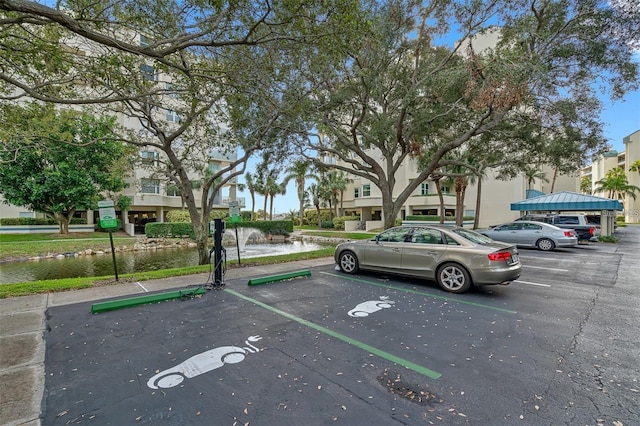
<box><xmin>1</xmin><ymin>225</ymin><xmax>638</xmax><ymax>425</ymax></box>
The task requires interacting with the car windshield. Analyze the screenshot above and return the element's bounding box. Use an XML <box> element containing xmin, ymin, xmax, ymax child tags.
<box><xmin>452</xmin><ymin>228</ymin><xmax>494</xmax><ymax>244</ymax></box>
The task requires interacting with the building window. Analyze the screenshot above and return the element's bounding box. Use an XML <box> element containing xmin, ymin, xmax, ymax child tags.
<box><xmin>140</xmin><ymin>64</ymin><xmax>156</xmax><ymax>82</ymax></box>
<box><xmin>165</xmin><ymin>110</ymin><xmax>180</xmax><ymax>122</ymax></box>
<box><xmin>441</xmin><ymin>185</ymin><xmax>450</xmax><ymax>194</ymax></box>
<box><xmin>164</xmin><ymin>82</ymin><xmax>179</xmax><ymax>98</ymax></box>
<box><xmin>140</xmin><ymin>34</ymin><xmax>151</xmax><ymax>46</ymax></box>
<box><xmin>141</xmin><ymin>178</ymin><xmax>160</xmax><ymax>194</ymax></box>
<box><xmin>421</xmin><ymin>182</ymin><xmax>429</xmax><ymax>195</ymax></box>
<box><xmin>354</xmin><ymin>188</ymin><xmax>359</xmax><ymax>198</ymax></box>
<box><xmin>140</xmin><ymin>150</ymin><xmax>159</xmax><ymax>165</ymax></box>
<box><xmin>362</xmin><ymin>184</ymin><xmax>371</xmax><ymax>197</ymax></box>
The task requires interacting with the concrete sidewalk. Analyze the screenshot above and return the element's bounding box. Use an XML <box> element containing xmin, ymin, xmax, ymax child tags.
<box><xmin>0</xmin><ymin>256</ymin><xmax>335</xmax><ymax>426</ymax></box>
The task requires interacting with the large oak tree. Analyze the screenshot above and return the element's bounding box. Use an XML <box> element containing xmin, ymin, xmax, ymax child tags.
<box><xmin>0</xmin><ymin>0</ymin><xmax>360</xmax><ymax>263</ymax></box>
<box><xmin>301</xmin><ymin>0</ymin><xmax>638</xmax><ymax>229</ymax></box>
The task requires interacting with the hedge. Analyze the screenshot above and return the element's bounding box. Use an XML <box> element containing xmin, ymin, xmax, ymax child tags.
<box><xmin>0</xmin><ymin>217</ymin><xmax>87</xmax><ymax>225</ymax></box>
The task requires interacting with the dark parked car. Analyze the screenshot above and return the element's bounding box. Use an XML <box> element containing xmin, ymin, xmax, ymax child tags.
<box><xmin>334</xmin><ymin>225</ymin><xmax>521</xmax><ymax>294</ymax></box>
<box><xmin>478</xmin><ymin>221</ymin><xmax>578</xmax><ymax>251</ymax></box>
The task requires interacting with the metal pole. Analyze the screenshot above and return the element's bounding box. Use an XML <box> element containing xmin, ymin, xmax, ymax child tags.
<box><xmin>213</xmin><ymin>218</ymin><xmax>224</xmax><ymax>286</ymax></box>
<box><xmin>235</xmin><ymin>224</ymin><xmax>241</xmax><ymax>265</ymax></box>
<box><xmin>109</xmin><ymin>229</ymin><xmax>119</xmax><ymax>281</ymax></box>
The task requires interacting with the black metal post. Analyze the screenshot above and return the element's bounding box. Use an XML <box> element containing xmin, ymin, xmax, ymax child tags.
<box><xmin>108</xmin><ymin>229</ymin><xmax>118</xmax><ymax>281</ymax></box>
<box><xmin>235</xmin><ymin>224</ymin><xmax>241</xmax><ymax>265</ymax></box>
<box><xmin>213</xmin><ymin>218</ymin><xmax>224</xmax><ymax>286</ymax></box>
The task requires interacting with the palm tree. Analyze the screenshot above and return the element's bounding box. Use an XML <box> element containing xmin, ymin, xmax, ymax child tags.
<box><xmin>307</xmin><ymin>183</ymin><xmax>323</xmax><ymax>228</ymax></box>
<box><xmin>263</xmin><ymin>173</ymin><xmax>286</xmax><ymax>220</ymax></box>
<box><xmin>580</xmin><ymin>175</ymin><xmax>592</xmax><ymax>195</ymax></box>
<box><xmin>326</xmin><ymin>170</ymin><xmax>353</xmax><ymax>217</ymax></box>
<box><xmin>524</xmin><ymin>166</ymin><xmax>549</xmax><ymax>191</ymax></box>
<box><xmin>594</xmin><ymin>166</ymin><xmax>640</xmax><ymax>201</ymax></box>
<box><xmin>282</xmin><ymin>160</ymin><xmax>318</xmax><ymax>226</ymax></box>
<box><xmin>244</xmin><ymin>172</ymin><xmax>258</xmax><ymax>221</ymax></box>
<box><xmin>630</xmin><ymin>160</ymin><xmax>640</xmax><ymax>177</ymax></box>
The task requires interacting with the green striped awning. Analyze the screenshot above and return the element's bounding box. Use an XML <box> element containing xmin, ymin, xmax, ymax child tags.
<box><xmin>511</xmin><ymin>191</ymin><xmax>623</xmax><ymax>211</ymax></box>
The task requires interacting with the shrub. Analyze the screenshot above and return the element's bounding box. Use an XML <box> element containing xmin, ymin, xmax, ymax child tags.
<box><xmin>332</xmin><ymin>215</ymin><xmax>360</xmax><ymax>230</ymax></box>
<box><xmin>166</xmin><ymin>210</ymin><xmax>190</xmax><ymax>222</ymax></box>
<box><xmin>0</xmin><ymin>217</ymin><xmax>56</xmax><ymax>225</ymax></box>
<box><xmin>304</xmin><ymin>210</ymin><xmax>331</xmax><ymax>226</ymax></box>
<box><xmin>145</xmin><ymin>222</ymin><xmax>195</xmax><ymax>238</ymax></box>
<box><xmin>321</xmin><ymin>220</ymin><xmax>334</xmax><ymax>229</ymax></box>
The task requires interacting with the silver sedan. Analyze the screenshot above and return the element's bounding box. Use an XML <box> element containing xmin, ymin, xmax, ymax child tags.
<box><xmin>477</xmin><ymin>221</ymin><xmax>578</xmax><ymax>251</ymax></box>
<box><xmin>334</xmin><ymin>225</ymin><xmax>521</xmax><ymax>294</ymax></box>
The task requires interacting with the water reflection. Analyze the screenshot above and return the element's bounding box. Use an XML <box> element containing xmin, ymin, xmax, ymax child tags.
<box><xmin>0</xmin><ymin>241</ymin><xmax>329</xmax><ymax>284</ymax></box>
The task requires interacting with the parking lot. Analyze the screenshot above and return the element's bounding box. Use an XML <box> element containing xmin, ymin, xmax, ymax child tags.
<box><xmin>38</xmin><ymin>229</ymin><xmax>640</xmax><ymax>426</ymax></box>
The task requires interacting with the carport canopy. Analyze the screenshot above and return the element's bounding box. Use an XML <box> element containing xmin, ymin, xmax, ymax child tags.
<box><xmin>510</xmin><ymin>191</ymin><xmax>623</xmax><ymax>236</ymax></box>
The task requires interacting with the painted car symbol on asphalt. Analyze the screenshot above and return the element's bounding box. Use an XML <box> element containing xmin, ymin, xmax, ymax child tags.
<box><xmin>348</xmin><ymin>296</ymin><xmax>395</xmax><ymax>317</ymax></box>
<box><xmin>147</xmin><ymin>335</ymin><xmax>263</xmax><ymax>389</ymax></box>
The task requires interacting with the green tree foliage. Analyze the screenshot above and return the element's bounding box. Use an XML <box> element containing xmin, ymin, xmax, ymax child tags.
<box><xmin>302</xmin><ymin>0</ymin><xmax>638</xmax><ymax>229</ymax></box>
<box><xmin>0</xmin><ymin>0</ymin><xmax>362</xmax><ymax>264</ymax></box>
<box><xmin>0</xmin><ymin>103</ymin><xmax>133</xmax><ymax>233</ymax></box>
<box><xmin>580</xmin><ymin>175</ymin><xmax>592</xmax><ymax>195</ymax></box>
<box><xmin>282</xmin><ymin>159</ymin><xmax>318</xmax><ymax>225</ymax></box>
<box><xmin>594</xmin><ymin>167</ymin><xmax>640</xmax><ymax>201</ymax></box>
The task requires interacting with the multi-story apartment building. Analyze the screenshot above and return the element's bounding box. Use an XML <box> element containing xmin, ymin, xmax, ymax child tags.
<box><xmin>338</xmin><ymin>129</ymin><xmax>638</xmax><ymax>229</ymax></box>
<box><xmin>0</xmin><ymin>33</ymin><xmax>243</xmax><ymax>234</ymax></box>
<box><xmin>338</xmin><ymin>157</ymin><xmax>578</xmax><ymax>229</ymax></box>
<box><xmin>581</xmin><ymin>129</ymin><xmax>640</xmax><ymax>224</ymax></box>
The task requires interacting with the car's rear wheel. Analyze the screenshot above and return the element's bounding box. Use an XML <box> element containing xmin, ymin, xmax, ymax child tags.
<box><xmin>436</xmin><ymin>262</ymin><xmax>472</xmax><ymax>293</ymax></box>
<box><xmin>338</xmin><ymin>250</ymin><xmax>360</xmax><ymax>274</ymax></box>
<box><xmin>536</xmin><ymin>238</ymin><xmax>555</xmax><ymax>251</ymax></box>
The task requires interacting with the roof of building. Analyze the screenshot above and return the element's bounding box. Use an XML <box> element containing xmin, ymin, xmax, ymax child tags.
<box><xmin>511</xmin><ymin>191</ymin><xmax>623</xmax><ymax>211</ymax></box>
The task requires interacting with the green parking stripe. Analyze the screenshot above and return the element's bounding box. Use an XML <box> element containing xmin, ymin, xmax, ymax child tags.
<box><xmin>225</xmin><ymin>288</ymin><xmax>441</xmax><ymax>380</ymax></box>
<box><xmin>320</xmin><ymin>272</ymin><xmax>518</xmax><ymax>314</ymax></box>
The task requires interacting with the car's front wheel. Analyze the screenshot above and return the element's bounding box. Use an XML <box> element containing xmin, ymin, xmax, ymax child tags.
<box><xmin>436</xmin><ymin>262</ymin><xmax>472</xmax><ymax>293</ymax></box>
<box><xmin>536</xmin><ymin>238</ymin><xmax>555</xmax><ymax>251</ymax></box>
<box><xmin>338</xmin><ymin>250</ymin><xmax>360</xmax><ymax>274</ymax></box>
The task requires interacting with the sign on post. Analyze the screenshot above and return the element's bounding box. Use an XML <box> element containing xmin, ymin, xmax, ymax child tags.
<box><xmin>229</xmin><ymin>201</ymin><xmax>240</xmax><ymax>224</ymax></box>
<box><xmin>98</xmin><ymin>200</ymin><xmax>118</xmax><ymax>229</ymax></box>
<box><xmin>98</xmin><ymin>200</ymin><xmax>119</xmax><ymax>280</ymax></box>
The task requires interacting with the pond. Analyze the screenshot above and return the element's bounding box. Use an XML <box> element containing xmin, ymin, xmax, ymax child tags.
<box><xmin>0</xmin><ymin>240</ymin><xmax>330</xmax><ymax>285</ymax></box>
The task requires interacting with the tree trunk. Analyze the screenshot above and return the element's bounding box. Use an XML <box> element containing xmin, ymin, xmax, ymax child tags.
<box><xmin>473</xmin><ymin>178</ymin><xmax>482</xmax><ymax>229</ymax></box>
<box><xmin>550</xmin><ymin>167</ymin><xmax>559</xmax><ymax>193</ymax></box>
<box><xmin>298</xmin><ymin>185</ymin><xmax>305</xmax><ymax>226</ymax></box>
<box><xmin>435</xmin><ymin>181</ymin><xmax>445</xmax><ymax>224</ymax></box>
<box><xmin>55</xmin><ymin>212</ymin><xmax>70</xmax><ymax>234</ymax></box>
<box><xmin>263</xmin><ymin>194</ymin><xmax>268</xmax><ymax>220</ymax></box>
<box><xmin>316</xmin><ymin>206</ymin><xmax>321</xmax><ymax>227</ymax></box>
<box><xmin>382</xmin><ymin>196</ymin><xmax>399</xmax><ymax>229</ymax></box>
<box><xmin>193</xmin><ymin>221</ymin><xmax>211</xmax><ymax>266</ymax></box>
<box><xmin>250</xmin><ymin>192</ymin><xmax>255</xmax><ymax>221</ymax></box>
<box><xmin>269</xmin><ymin>195</ymin><xmax>274</xmax><ymax>220</ymax></box>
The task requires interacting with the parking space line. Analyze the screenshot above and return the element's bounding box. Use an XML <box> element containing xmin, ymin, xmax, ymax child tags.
<box><xmin>320</xmin><ymin>272</ymin><xmax>518</xmax><ymax>314</ymax></box>
<box><xmin>136</xmin><ymin>281</ymin><xmax>149</xmax><ymax>292</ymax></box>
<box><xmin>522</xmin><ymin>265</ymin><xmax>568</xmax><ymax>272</ymax></box>
<box><xmin>513</xmin><ymin>280</ymin><xmax>551</xmax><ymax>287</ymax></box>
<box><xmin>225</xmin><ymin>289</ymin><xmax>442</xmax><ymax>380</ymax></box>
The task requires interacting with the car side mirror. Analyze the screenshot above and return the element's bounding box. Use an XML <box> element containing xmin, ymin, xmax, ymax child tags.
<box><xmin>374</xmin><ymin>235</ymin><xmax>380</xmax><ymax>243</ymax></box>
